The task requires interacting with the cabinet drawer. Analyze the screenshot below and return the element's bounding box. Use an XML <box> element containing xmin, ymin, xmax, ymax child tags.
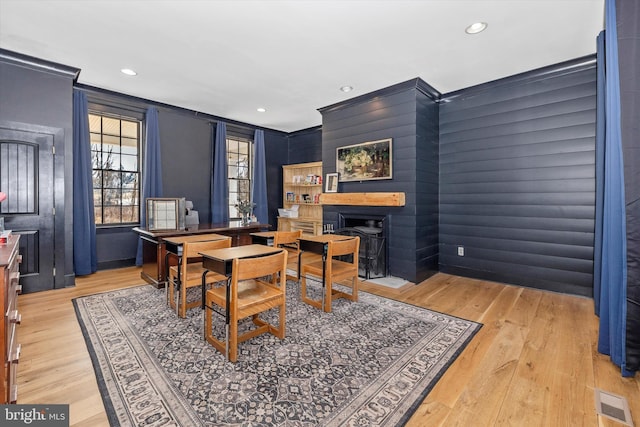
<box><xmin>7</xmin><ymin>266</ymin><xmax>20</xmax><ymax>320</ymax></box>
<box><xmin>7</xmin><ymin>285</ymin><xmax>19</xmax><ymax>314</ymax></box>
<box><xmin>9</xmin><ymin>260</ymin><xmax>20</xmax><ymax>288</ymax></box>
<box><xmin>8</xmin><ymin>345</ymin><xmax>20</xmax><ymax>404</ymax></box>
<box><xmin>7</xmin><ymin>321</ymin><xmax>18</xmax><ymax>360</ymax></box>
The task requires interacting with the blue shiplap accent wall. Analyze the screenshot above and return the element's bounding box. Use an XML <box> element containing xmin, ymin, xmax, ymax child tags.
<box><xmin>263</xmin><ymin>129</ymin><xmax>289</xmax><ymax>226</ymax></box>
<box><xmin>319</xmin><ymin>80</ymin><xmax>440</xmax><ymax>283</ymax></box>
<box><xmin>416</xmin><ymin>90</ymin><xmax>440</xmax><ymax>279</ymax></box>
<box><xmin>438</xmin><ymin>58</ymin><xmax>597</xmax><ymax>296</ymax></box>
<box><xmin>287</xmin><ymin>126</ymin><xmax>322</xmax><ymax>164</ymax></box>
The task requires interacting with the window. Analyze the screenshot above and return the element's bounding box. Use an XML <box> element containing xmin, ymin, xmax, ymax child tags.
<box><xmin>227</xmin><ymin>136</ymin><xmax>253</xmax><ymax>219</ymax></box>
<box><xmin>89</xmin><ymin>113</ymin><xmax>140</xmax><ymax>225</ymax></box>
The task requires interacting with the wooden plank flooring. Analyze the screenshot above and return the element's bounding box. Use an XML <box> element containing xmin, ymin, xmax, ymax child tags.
<box><xmin>16</xmin><ymin>267</ymin><xmax>640</xmax><ymax>426</ymax></box>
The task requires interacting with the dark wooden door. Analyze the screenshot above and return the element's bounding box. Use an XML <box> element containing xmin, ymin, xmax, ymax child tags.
<box><xmin>0</xmin><ymin>127</ymin><xmax>55</xmax><ymax>293</ymax></box>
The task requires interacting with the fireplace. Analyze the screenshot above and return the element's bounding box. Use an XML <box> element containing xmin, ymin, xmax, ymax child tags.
<box><xmin>335</xmin><ymin>213</ymin><xmax>387</xmax><ymax>279</ymax></box>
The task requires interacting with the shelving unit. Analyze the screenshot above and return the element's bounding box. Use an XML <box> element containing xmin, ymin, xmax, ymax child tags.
<box><xmin>278</xmin><ymin>161</ymin><xmax>323</xmax><ymax>236</ymax></box>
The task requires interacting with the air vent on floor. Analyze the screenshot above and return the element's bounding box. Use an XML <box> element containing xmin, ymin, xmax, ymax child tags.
<box><xmin>594</xmin><ymin>388</ymin><xmax>634</xmax><ymax>426</ymax></box>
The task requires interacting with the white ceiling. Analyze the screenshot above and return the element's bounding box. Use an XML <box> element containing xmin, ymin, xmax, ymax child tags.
<box><xmin>0</xmin><ymin>0</ymin><xmax>604</xmax><ymax>133</ymax></box>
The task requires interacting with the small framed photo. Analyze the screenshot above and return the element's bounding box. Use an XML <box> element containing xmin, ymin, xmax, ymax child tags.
<box><xmin>325</xmin><ymin>173</ymin><xmax>339</xmax><ymax>193</ymax></box>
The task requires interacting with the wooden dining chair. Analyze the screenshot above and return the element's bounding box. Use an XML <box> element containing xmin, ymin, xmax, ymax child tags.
<box><xmin>205</xmin><ymin>249</ymin><xmax>288</xmax><ymax>362</ymax></box>
<box><xmin>272</xmin><ymin>230</ymin><xmax>302</xmax><ymax>281</ymax></box>
<box><xmin>300</xmin><ymin>236</ymin><xmax>360</xmax><ymax>313</ymax></box>
<box><xmin>168</xmin><ymin>237</ymin><xmax>232</xmax><ymax>318</ymax></box>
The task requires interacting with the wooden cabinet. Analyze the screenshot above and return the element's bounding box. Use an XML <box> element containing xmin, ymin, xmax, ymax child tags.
<box><xmin>1</xmin><ymin>235</ymin><xmax>21</xmax><ymax>404</ymax></box>
<box><xmin>278</xmin><ymin>162</ymin><xmax>323</xmax><ymax>236</ymax></box>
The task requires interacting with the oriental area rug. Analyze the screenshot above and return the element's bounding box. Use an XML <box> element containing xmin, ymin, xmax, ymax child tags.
<box><xmin>73</xmin><ymin>282</ymin><xmax>481</xmax><ymax>426</ymax></box>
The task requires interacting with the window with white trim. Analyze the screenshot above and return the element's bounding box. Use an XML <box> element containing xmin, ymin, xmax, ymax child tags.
<box><xmin>89</xmin><ymin>113</ymin><xmax>141</xmax><ymax>225</ymax></box>
<box><xmin>226</xmin><ymin>136</ymin><xmax>253</xmax><ymax>219</ymax></box>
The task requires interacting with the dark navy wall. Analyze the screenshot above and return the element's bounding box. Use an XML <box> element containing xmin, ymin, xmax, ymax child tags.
<box><xmin>416</xmin><ymin>89</ymin><xmax>439</xmax><ymax>279</ymax></box>
<box><xmin>263</xmin><ymin>128</ymin><xmax>289</xmax><ymax>226</ymax></box>
<box><xmin>0</xmin><ymin>55</ymin><xmax>76</xmax><ymax>288</ymax></box>
<box><xmin>319</xmin><ymin>80</ymin><xmax>440</xmax><ymax>283</ymax></box>
<box><xmin>2</xmin><ymin>48</ymin><xmax>605</xmax><ymax>297</ymax></box>
<box><xmin>160</xmin><ymin>110</ymin><xmax>212</xmax><ymax>220</ymax></box>
<box><xmin>438</xmin><ymin>57</ymin><xmax>597</xmax><ymax>296</ymax></box>
<box><xmin>277</xmin><ymin>126</ymin><xmax>322</xmax><ymax>219</ymax></box>
<box><xmin>79</xmin><ymin>87</ymin><xmax>289</xmax><ymax>270</ymax></box>
<box><xmin>287</xmin><ymin>126</ymin><xmax>322</xmax><ymax>164</ymax></box>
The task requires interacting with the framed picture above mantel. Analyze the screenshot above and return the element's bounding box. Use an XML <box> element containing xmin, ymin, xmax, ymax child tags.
<box><xmin>336</xmin><ymin>138</ymin><xmax>392</xmax><ymax>182</ymax></box>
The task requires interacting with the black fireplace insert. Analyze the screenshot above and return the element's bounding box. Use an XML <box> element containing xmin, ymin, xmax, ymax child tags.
<box><xmin>335</xmin><ymin>214</ymin><xmax>387</xmax><ymax>279</ymax></box>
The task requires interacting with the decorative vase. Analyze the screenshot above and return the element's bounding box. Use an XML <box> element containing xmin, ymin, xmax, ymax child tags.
<box><xmin>241</xmin><ymin>212</ymin><xmax>251</xmax><ymax>226</ymax></box>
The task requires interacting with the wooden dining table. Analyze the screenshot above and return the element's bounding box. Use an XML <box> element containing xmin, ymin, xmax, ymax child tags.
<box><xmin>199</xmin><ymin>244</ymin><xmax>284</xmax><ymax>360</ymax></box>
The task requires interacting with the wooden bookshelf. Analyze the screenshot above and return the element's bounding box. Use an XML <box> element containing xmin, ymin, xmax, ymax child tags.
<box><xmin>278</xmin><ymin>162</ymin><xmax>323</xmax><ymax>236</ymax></box>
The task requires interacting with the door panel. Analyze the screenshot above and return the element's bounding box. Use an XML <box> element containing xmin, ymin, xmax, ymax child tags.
<box><xmin>0</xmin><ymin>127</ymin><xmax>54</xmax><ymax>293</ymax></box>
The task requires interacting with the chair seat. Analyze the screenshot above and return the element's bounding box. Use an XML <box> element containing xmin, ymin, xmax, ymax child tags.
<box><xmin>208</xmin><ymin>279</ymin><xmax>283</xmax><ymax>313</ymax></box>
<box><xmin>204</xmin><ymin>250</ymin><xmax>288</xmax><ymax>362</ymax></box>
<box><xmin>169</xmin><ymin>265</ymin><xmax>226</xmax><ymax>315</ymax></box>
<box><xmin>170</xmin><ymin>263</ymin><xmax>226</xmax><ymax>285</ymax></box>
<box><xmin>168</xmin><ymin>237</ymin><xmax>232</xmax><ymax>318</ymax></box>
<box><xmin>272</xmin><ymin>230</ymin><xmax>302</xmax><ymax>282</ymax></box>
<box><xmin>302</xmin><ymin>259</ymin><xmax>356</xmax><ymax>278</ymax></box>
<box><xmin>300</xmin><ymin>236</ymin><xmax>359</xmax><ymax>312</ymax></box>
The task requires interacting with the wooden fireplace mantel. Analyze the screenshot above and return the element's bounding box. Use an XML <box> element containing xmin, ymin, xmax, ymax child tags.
<box><xmin>319</xmin><ymin>192</ymin><xmax>405</xmax><ymax>206</ymax></box>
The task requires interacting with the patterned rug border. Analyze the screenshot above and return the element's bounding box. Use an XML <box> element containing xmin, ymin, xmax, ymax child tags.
<box><xmin>73</xmin><ymin>283</ymin><xmax>482</xmax><ymax>426</ymax></box>
<box><xmin>73</xmin><ymin>292</ymin><xmax>119</xmax><ymax>426</ymax></box>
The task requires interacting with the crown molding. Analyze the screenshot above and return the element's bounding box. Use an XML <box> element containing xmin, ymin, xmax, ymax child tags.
<box><xmin>0</xmin><ymin>48</ymin><xmax>80</xmax><ymax>81</ymax></box>
<box><xmin>318</xmin><ymin>77</ymin><xmax>441</xmax><ymax>115</ymax></box>
<box><xmin>440</xmin><ymin>54</ymin><xmax>597</xmax><ymax>102</ymax></box>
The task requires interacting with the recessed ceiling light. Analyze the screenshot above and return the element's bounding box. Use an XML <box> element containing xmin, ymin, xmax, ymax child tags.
<box><xmin>465</xmin><ymin>22</ymin><xmax>488</xmax><ymax>34</ymax></box>
<box><xmin>340</xmin><ymin>86</ymin><xmax>353</xmax><ymax>93</ymax></box>
<box><xmin>257</xmin><ymin>107</ymin><xmax>266</xmax><ymax>113</ymax></box>
<box><xmin>120</xmin><ymin>68</ymin><xmax>137</xmax><ymax>76</ymax></box>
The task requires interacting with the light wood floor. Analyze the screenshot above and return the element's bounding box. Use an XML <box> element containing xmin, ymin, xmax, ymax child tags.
<box><xmin>16</xmin><ymin>267</ymin><xmax>640</xmax><ymax>426</ymax></box>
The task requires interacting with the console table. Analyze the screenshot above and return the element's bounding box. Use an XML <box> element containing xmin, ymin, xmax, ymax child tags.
<box><xmin>133</xmin><ymin>222</ymin><xmax>270</xmax><ymax>288</ymax></box>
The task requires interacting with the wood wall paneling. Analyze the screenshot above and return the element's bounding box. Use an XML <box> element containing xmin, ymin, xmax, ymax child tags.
<box><xmin>415</xmin><ymin>90</ymin><xmax>440</xmax><ymax>280</ymax></box>
<box><xmin>264</xmin><ymin>129</ymin><xmax>290</xmax><ymax>227</ymax></box>
<box><xmin>438</xmin><ymin>64</ymin><xmax>597</xmax><ymax>296</ymax></box>
<box><xmin>320</xmin><ymin>85</ymin><xmax>440</xmax><ymax>283</ymax></box>
<box><xmin>286</xmin><ymin>127</ymin><xmax>322</xmax><ymax>165</ymax></box>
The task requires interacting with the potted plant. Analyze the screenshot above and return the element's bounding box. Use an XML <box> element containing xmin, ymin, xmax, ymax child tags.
<box><xmin>235</xmin><ymin>200</ymin><xmax>255</xmax><ymax>226</ymax></box>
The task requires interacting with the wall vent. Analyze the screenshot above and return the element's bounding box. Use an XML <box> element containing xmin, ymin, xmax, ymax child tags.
<box><xmin>594</xmin><ymin>388</ymin><xmax>634</xmax><ymax>426</ymax></box>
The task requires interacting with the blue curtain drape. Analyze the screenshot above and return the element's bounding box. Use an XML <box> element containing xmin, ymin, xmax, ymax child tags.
<box><xmin>72</xmin><ymin>89</ymin><xmax>97</xmax><ymax>275</ymax></box>
<box><xmin>594</xmin><ymin>32</ymin><xmax>606</xmax><ymax>315</ymax></box>
<box><xmin>595</xmin><ymin>0</ymin><xmax>631</xmax><ymax>376</ymax></box>
<box><xmin>211</xmin><ymin>122</ymin><xmax>229</xmax><ymax>224</ymax></box>
<box><xmin>135</xmin><ymin>107</ymin><xmax>163</xmax><ymax>266</ymax></box>
<box><xmin>252</xmin><ymin>129</ymin><xmax>268</xmax><ymax>224</ymax></box>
